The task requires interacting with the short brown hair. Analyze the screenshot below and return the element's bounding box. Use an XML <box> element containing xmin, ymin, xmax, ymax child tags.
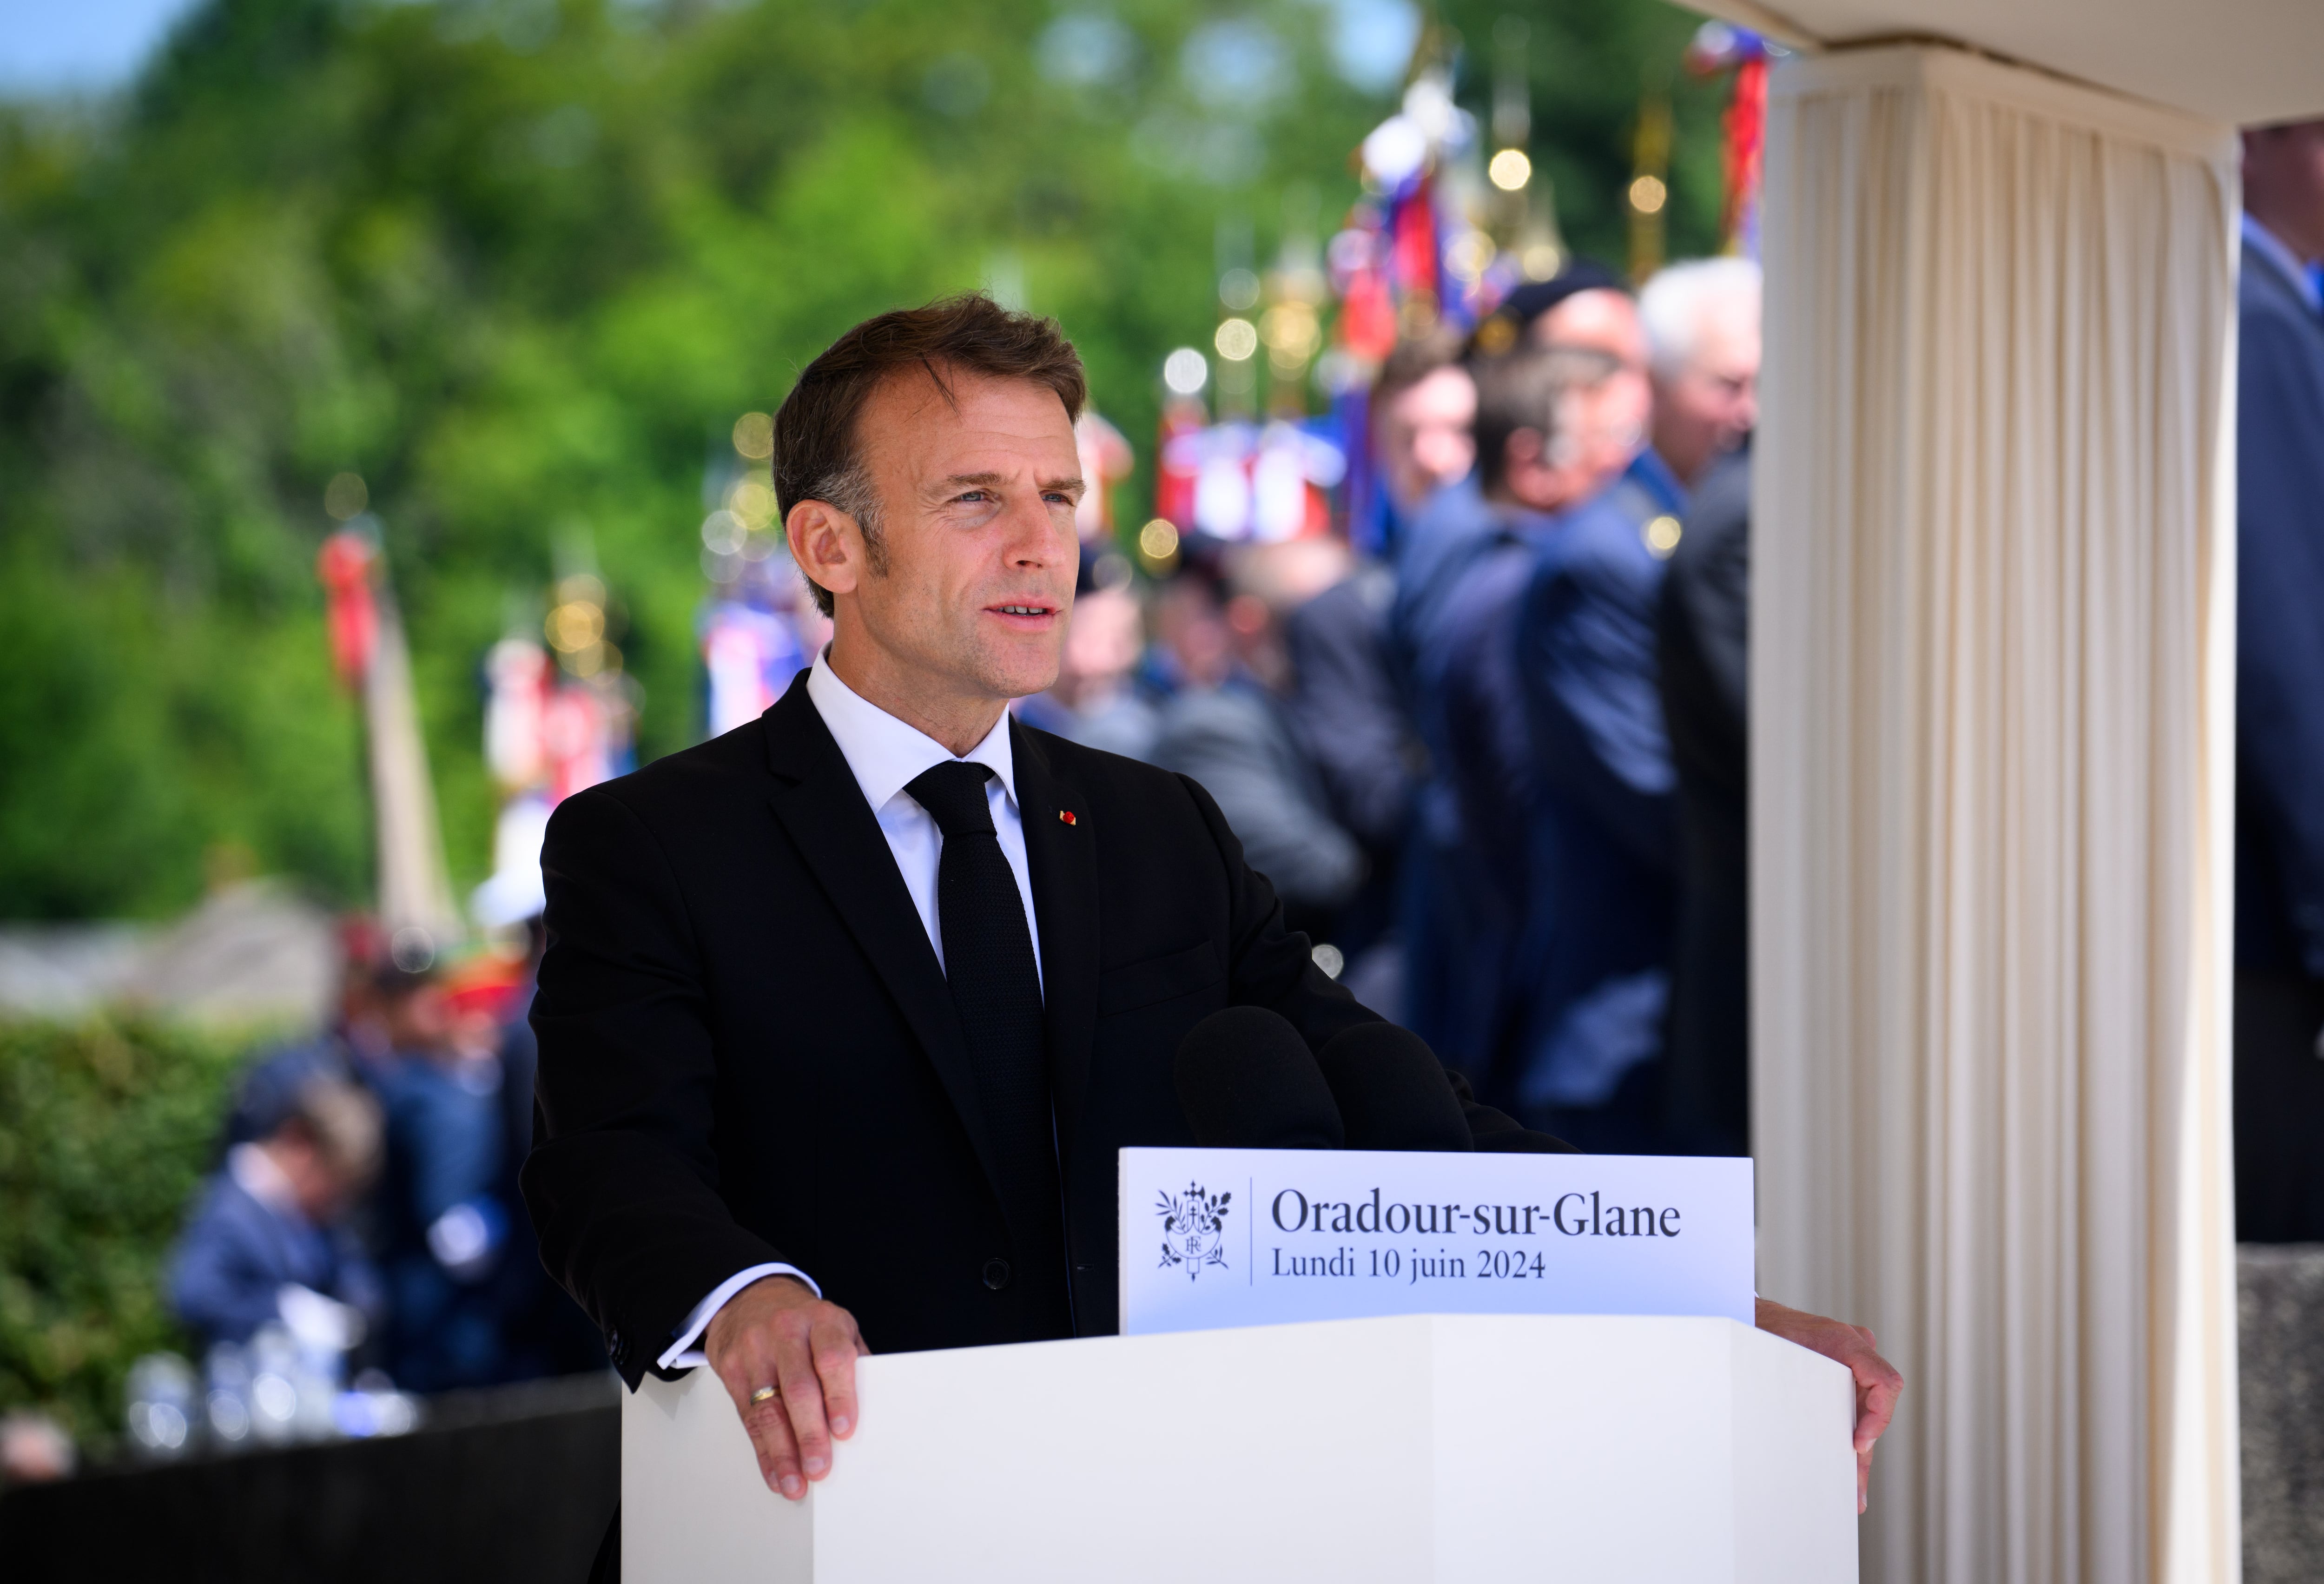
<box><xmin>772</xmin><ymin>293</ymin><xmax>1089</xmax><ymax>616</ymax></box>
<box><xmin>1474</xmin><ymin>345</ymin><xmax>1619</xmax><ymax>490</ymax></box>
<box><xmin>1373</xmin><ymin>326</ymin><xmax>1468</xmax><ymax>403</ymax></box>
<box><xmin>282</xmin><ymin>1076</ymin><xmax>383</xmax><ymax>1189</ymax></box>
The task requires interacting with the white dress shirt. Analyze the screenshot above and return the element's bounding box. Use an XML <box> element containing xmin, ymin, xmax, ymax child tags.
<box><xmin>658</xmin><ymin>650</ymin><xmax>1044</xmax><ymax>1370</ymax></box>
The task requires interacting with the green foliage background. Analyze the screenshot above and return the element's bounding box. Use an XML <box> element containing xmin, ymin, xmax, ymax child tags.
<box><xmin>0</xmin><ymin>1020</ymin><xmax>250</xmax><ymax>1447</ymax></box>
<box><xmin>0</xmin><ymin>0</ymin><xmax>1731</xmax><ymax>1440</ymax></box>
<box><xmin>0</xmin><ymin>0</ymin><xmax>1725</xmax><ymax>922</ymax></box>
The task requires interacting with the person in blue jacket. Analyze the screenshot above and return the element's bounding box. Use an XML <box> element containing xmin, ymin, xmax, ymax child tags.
<box><xmin>2233</xmin><ymin>120</ymin><xmax>2324</xmax><ymax>1241</ymax></box>
<box><xmin>169</xmin><ymin>1076</ymin><xmax>383</xmax><ymax>1352</ymax></box>
<box><xmin>1509</xmin><ymin>482</ymin><xmax>1681</xmax><ymax>1152</ymax></box>
<box><xmin>373</xmin><ymin>1007</ymin><xmax>513</xmax><ymax>1392</ymax></box>
<box><xmin>1387</xmin><ymin>344</ymin><xmax>1634</xmax><ymax>1091</ymax></box>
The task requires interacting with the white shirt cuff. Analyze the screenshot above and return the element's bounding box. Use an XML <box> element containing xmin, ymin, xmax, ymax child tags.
<box><xmin>656</xmin><ymin>1262</ymin><xmax>821</xmax><ymax>1371</ymax></box>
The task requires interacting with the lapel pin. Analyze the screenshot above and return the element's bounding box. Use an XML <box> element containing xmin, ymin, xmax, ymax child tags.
<box><xmin>1058</xmin><ymin>810</ymin><xmax>1077</xmax><ymax>825</ymax></box>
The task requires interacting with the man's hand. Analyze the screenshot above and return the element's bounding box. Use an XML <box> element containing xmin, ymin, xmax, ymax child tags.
<box><xmin>1754</xmin><ymin>1297</ymin><xmax>1904</xmax><ymax>1514</ymax></box>
<box><xmin>705</xmin><ymin>1275</ymin><xmax>869</xmax><ymax>1501</ymax></box>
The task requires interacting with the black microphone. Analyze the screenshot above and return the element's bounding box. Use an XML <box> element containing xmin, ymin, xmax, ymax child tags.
<box><xmin>1315</xmin><ymin>1022</ymin><xmax>1473</xmax><ymax>1152</ymax></box>
<box><xmin>1174</xmin><ymin>1007</ymin><xmax>1345</xmax><ymax>1149</ymax></box>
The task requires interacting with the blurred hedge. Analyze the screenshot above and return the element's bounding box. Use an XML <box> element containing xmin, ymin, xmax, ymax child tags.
<box><xmin>0</xmin><ymin>1018</ymin><xmax>253</xmax><ymax>1450</ymax></box>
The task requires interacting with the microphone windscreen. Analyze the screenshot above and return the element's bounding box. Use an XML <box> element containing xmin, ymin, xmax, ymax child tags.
<box><xmin>1174</xmin><ymin>1007</ymin><xmax>1346</xmax><ymax>1150</ymax></box>
<box><xmin>1315</xmin><ymin>1023</ymin><xmax>1473</xmax><ymax>1152</ymax></box>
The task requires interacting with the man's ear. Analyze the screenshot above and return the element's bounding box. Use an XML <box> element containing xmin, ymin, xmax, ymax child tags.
<box><xmin>1504</xmin><ymin>428</ymin><xmax>1546</xmax><ymax>473</ymax></box>
<box><xmin>786</xmin><ymin>500</ymin><xmax>862</xmax><ymax>600</ymax></box>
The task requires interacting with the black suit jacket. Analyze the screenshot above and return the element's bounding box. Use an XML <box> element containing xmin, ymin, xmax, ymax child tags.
<box><xmin>1656</xmin><ymin>449</ymin><xmax>1752</xmax><ymax>1155</ymax></box>
<box><xmin>2236</xmin><ymin>241</ymin><xmax>2324</xmax><ymax>979</ymax></box>
<box><xmin>524</xmin><ymin>673</ymin><xmax>1558</xmax><ymax>1386</ymax></box>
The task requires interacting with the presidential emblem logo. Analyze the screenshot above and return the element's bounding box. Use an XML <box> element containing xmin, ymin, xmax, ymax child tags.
<box><xmin>1157</xmin><ymin>1181</ymin><xmax>1231</xmax><ymax>1280</ymax></box>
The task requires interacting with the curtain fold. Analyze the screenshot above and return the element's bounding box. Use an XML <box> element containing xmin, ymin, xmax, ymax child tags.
<box><xmin>1755</xmin><ymin>45</ymin><xmax>2241</xmax><ymax>1584</ymax></box>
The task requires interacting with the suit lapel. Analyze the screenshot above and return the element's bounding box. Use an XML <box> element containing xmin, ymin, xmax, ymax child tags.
<box><xmin>760</xmin><ymin>678</ymin><xmax>1006</xmax><ymax>1203</ymax></box>
<box><xmin>1011</xmin><ymin>719</ymin><xmax>1101</xmax><ymax>1155</ymax></box>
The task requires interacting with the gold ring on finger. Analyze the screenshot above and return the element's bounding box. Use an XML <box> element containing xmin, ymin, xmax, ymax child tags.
<box><xmin>750</xmin><ymin>1384</ymin><xmax>779</xmax><ymax>1405</ymax></box>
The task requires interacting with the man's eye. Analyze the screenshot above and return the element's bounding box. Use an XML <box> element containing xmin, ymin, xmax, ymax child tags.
<box><xmin>956</xmin><ymin>490</ymin><xmax>990</xmax><ymax>504</ymax></box>
<box><xmin>1044</xmin><ymin>493</ymin><xmax>1073</xmax><ymax>507</ymax></box>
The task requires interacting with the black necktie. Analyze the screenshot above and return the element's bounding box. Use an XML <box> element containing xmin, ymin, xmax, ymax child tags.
<box><xmin>905</xmin><ymin>761</ymin><xmax>1066</xmax><ymax>1313</ymax></box>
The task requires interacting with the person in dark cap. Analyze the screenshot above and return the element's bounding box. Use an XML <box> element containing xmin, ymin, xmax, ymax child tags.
<box><xmin>1479</xmin><ymin>264</ymin><xmax>1666</xmax><ymax>496</ymax></box>
<box><xmin>1471</xmin><ymin>258</ymin><xmax>1631</xmax><ymax>358</ymax></box>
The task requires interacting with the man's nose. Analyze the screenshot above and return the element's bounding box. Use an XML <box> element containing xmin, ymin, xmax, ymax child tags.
<box><xmin>1002</xmin><ymin>495</ymin><xmax>1063</xmax><ymax>562</ymax></box>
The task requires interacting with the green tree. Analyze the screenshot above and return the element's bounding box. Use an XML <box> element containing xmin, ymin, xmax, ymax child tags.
<box><xmin>0</xmin><ymin>1019</ymin><xmax>251</xmax><ymax>1445</ymax></box>
<box><xmin>0</xmin><ymin>0</ymin><xmax>1717</xmax><ymax>921</ymax></box>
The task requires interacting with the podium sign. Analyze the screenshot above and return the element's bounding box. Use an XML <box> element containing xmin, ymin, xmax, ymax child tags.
<box><xmin>1120</xmin><ymin>1148</ymin><xmax>1754</xmax><ymax>1336</ymax></box>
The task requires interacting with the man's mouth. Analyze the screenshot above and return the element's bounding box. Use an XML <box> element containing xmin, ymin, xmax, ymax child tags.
<box><xmin>989</xmin><ymin>602</ymin><xmax>1057</xmax><ymax>619</ymax></box>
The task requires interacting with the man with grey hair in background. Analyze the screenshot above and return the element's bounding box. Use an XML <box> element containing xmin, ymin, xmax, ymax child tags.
<box><xmin>1638</xmin><ymin>256</ymin><xmax>1761</xmax><ymax>492</ymax></box>
<box><xmin>1645</xmin><ymin>256</ymin><xmax>1763</xmax><ymax>1157</ymax></box>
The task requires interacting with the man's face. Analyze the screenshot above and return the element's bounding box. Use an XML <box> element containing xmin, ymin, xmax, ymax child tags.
<box><xmin>1499</xmin><ymin>386</ymin><xmax>1631</xmax><ymax>516</ymax></box>
<box><xmin>823</xmin><ymin>368</ymin><xmax>1082</xmax><ymax>708</ymax></box>
<box><xmin>382</xmin><ymin>983</ymin><xmax>451</xmax><ymax>1053</ymax></box>
<box><xmin>1536</xmin><ymin>289</ymin><xmax>1651</xmax><ymax>478</ymax></box>
<box><xmin>1651</xmin><ymin>299</ymin><xmax>1760</xmax><ymax>487</ymax></box>
<box><xmin>2245</xmin><ymin>121</ymin><xmax>2324</xmax><ymax>261</ymax></box>
<box><xmin>272</xmin><ymin>1130</ymin><xmax>356</xmax><ymax>1224</ymax></box>
<box><xmin>1378</xmin><ymin>365</ymin><xmax>1477</xmax><ymax>510</ymax></box>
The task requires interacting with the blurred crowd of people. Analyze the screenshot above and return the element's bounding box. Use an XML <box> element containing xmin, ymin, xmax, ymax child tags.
<box><xmin>159</xmin><ymin>254</ymin><xmax>1764</xmax><ymax>1426</ymax></box>
<box><xmin>164</xmin><ymin>910</ymin><xmax>603</xmax><ymax>1424</ymax></box>
<box><xmin>1029</xmin><ymin>254</ymin><xmax>1764</xmax><ymax>1158</ymax></box>
<box><xmin>141</xmin><ymin>131</ymin><xmax>2324</xmax><ymax>1430</ymax></box>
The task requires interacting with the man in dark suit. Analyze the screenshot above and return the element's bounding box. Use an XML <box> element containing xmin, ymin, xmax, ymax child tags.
<box><xmin>523</xmin><ymin>295</ymin><xmax>1900</xmax><ymax>1520</ymax></box>
<box><xmin>2233</xmin><ymin>121</ymin><xmax>2324</xmax><ymax>1241</ymax></box>
<box><xmin>1657</xmin><ymin>448</ymin><xmax>1752</xmax><ymax>1157</ymax></box>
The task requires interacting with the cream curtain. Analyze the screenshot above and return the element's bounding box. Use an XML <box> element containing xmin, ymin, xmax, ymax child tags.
<box><xmin>1754</xmin><ymin>46</ymin><xmax>2241</xmax><ymax>1584</ymax></box>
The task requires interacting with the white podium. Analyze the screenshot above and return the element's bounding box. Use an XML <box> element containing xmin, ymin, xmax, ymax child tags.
<box><xmin>623</xmin><ymin>1313</ymin><xmax>1857</xmax><ymax>1583</ymax></box>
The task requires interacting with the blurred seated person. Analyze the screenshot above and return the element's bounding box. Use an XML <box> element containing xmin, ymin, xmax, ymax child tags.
<box><xmin>1151</xmin><ymin>541</ymin><xmax>1365</xmax><ymax>942</ymax></box>
<box><xmin>373</xmin><ymin>969</ymin><xmax>515</xmax><ymax>1392</ymax></box>
<box><xmin>170</xmin><ymin>1076</ymin><xmax>384</xmax><ymax>1353</ymax></box>
<box><xmin>1013</xmin><ymin>554</ymin><xmax>1159</xmax><ymax>762</ymax></box>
